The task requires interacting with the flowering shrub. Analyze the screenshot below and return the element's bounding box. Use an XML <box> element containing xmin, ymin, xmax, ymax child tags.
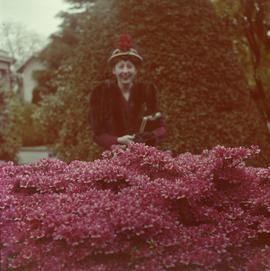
<box><xmin>1</xmin><ymin>143</ymin><xmax>270</xmax><ymax>271</ymax></box>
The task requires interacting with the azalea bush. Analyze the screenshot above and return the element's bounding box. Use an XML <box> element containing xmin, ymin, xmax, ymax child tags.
<box><xmin>1</xmin><ymin>144</ymin><xmax>270</xmax><ymax>271</ymax></box>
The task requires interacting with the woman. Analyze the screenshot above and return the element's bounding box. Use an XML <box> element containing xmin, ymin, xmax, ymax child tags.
<box><xmin>89</xmin><ymin>34</ymin><xmax>166</xmax><ymax>149</ymax></box>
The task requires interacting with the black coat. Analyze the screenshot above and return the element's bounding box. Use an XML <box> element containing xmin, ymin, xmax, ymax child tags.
<box><xmin>89</xmin><ymin>80</ymin><xmax>165</xmax><ymax>147</ymax></box>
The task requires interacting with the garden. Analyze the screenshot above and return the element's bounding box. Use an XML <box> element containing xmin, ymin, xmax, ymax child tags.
<box><xmin>1</xmin><ymin>0</ymin><xmax>270</xmax><ymax>270</ymax></box>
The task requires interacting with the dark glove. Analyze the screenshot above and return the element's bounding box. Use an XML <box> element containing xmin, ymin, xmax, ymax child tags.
<box><xmin>134</xmin><ymin>131</ymin><xmax>157</xmax><ymax>146</ymax></box>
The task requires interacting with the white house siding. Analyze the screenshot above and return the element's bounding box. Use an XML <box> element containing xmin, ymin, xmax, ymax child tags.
<box><xmin>19</xmin><ymin>59</ymin><xmax>46</xmax><ymax>103</ymax></box>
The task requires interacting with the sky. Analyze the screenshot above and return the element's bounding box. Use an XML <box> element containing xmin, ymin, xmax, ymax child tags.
<box><xmin>0</xmin><ymin>0</ymin><xmax>70</xmax><ymax>38</ymax></box>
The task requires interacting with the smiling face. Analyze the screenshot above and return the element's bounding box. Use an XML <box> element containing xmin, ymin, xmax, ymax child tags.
<box><xmin>112</xmin><ymin>60</ymin><xmax>137</xmax><ymax>89</ymax></box>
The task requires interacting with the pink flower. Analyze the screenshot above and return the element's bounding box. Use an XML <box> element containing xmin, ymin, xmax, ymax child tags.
<box><xmin>1</xmin><ymin>144</ymin><xmax>270</xmax><ymax>270</ymax></box>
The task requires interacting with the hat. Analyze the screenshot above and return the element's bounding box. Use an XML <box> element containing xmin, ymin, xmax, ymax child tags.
<box><xmin>108</xmin><ymin>34</ymin><xmax>143</xmax><ymax>65</ymax></box>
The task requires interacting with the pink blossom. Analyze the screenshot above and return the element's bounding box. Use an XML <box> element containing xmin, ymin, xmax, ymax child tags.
<box><xmin>1</xmin><ymin>144</ymin><xmax>270</xmax><ymax>270</ymax></box>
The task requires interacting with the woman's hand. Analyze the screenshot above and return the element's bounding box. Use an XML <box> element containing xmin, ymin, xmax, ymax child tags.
<box><xmin>117</xmin><ymin>135</ymin><xmax>135</xmax><ymax>145</ymax></box>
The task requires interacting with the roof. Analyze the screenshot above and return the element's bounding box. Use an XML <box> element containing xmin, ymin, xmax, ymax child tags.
<box><xmin>16</xmin><ymin>55</ymin><xmax>40</xmax><ymax>73</ymax></box>
<box><xmin>16</xmin><ymin>44</ymin><xmax>48</xmax><ymax>73</ymax></box>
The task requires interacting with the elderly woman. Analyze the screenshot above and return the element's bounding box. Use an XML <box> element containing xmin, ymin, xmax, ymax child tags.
<box><xmin>89</xmin><ymin>34</ymin><xmax>166</xmax><ymax>149</ymax></box>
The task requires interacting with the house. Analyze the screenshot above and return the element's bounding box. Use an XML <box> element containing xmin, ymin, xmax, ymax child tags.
<box><xmin>0</xmin><ymin>49</ymin><xmax>15</xmax><ymax>89</ymax></box>
<box><xmin>17</xmin><ymin>55</ymin><xmax>46</xmax><ymax>103</ymax></box>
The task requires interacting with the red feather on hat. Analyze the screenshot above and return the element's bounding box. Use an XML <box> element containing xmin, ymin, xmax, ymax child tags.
<box><xmin>118</xmin><ymin>34</ymin><xmax>132</xmax><ymax>52</ymax></box>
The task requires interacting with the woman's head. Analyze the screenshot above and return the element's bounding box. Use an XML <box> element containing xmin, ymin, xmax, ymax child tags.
<box><xmin>112</xmin><ymin>59</ymin><xmax>137</xmax><ymax>87</ymax></box>
<box><xmin>108</xmin><ymin>34</ymin><xmax>143</xmax><ymax>68</ymax></box>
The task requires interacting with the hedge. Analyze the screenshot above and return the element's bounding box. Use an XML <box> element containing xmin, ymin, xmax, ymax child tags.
<box><xmin>35</xmin><ymin>0</ymin><xmax>270</xmax><ymax>166</ymax></box>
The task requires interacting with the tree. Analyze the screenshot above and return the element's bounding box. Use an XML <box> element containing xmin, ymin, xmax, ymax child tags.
<box><xmin>35</xmin><ymin>0</ymin><xmax>270</xmax><ymax>166</ymax></box>
<box><xmin>0</xmin><ymin>88</ymin><xmax>25</xmax><ymax>162</ymax></box>
<box><xmin>34</xmin><ymin>0</ymin><xmax>112</xmax><ymax>160</ymax></box>
<box><xmin>0</xmin><ymin>21</ymin><xmax>46</xmax><ymax>68</ymax></box>
<box><xmin>31</xmin><ymin>6</ymin><xmax>90</xmax><ymax>103</ymax></box>
<box><xmin>212</xmin><ymin>0</ymin><xmax>270</xmax><ymax>129</ymax></box>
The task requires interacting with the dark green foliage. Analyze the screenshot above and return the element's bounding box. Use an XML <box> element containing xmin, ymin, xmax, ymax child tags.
<box><xmin>36</xmin><ymin>0</ymin><xmax>270</xmax><ymax>166</ymax></box>
<box><xmin>213</xmin><ymin>0</ymin><xmax>270</xmax><ymax>124</ymax></box>
<box><xmin>20</xmin><ymin>103</ymin><xmax>54</xmax><ymax>147</ymax></box>
<box><xmin>112</xmin><ymin>0</ymin><xmax>270</xmax><ymax>166</ymax></box>
<box><xmin>0</xmin><ymin>91</ymin><xmax>24</xmax><ymax>162</ymax></box>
